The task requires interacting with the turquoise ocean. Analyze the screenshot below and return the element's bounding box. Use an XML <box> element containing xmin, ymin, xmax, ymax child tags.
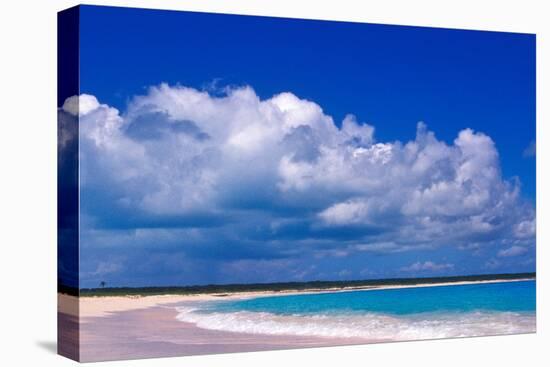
<box><xmin>176</xmin><ymin>280</ymin><xmax>536</xmax><ymax>340</ymax></box>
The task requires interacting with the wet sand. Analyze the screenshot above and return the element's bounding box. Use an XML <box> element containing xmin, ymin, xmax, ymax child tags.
<box><xmin>72</xmin><ymin>306</ymin><xmax>373</xmax><ymax>362</ymax></box>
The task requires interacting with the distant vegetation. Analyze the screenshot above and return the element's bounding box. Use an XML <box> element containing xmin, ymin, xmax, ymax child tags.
<box><xmin>62</xmin><ymin>272</ymin><xmax>536</xmax><ymax>297</ymax></box>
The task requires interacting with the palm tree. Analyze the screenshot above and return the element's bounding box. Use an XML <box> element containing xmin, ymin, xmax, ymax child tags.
<box><xmin>99</xmin><ymin>281</ymin><xmax>106</xmax><ymax>288</ymax></box>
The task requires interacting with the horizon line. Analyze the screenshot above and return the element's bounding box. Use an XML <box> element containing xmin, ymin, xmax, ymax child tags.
<box><xmin>73</xmin><ymin>271</ymin><xmax>536</xmax><ymax>292</ymax></box>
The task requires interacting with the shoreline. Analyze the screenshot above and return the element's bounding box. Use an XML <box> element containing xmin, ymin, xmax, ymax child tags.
<box><xmin>58</xmin><ymin>277</ymin><xmax>535</xmax><ymax>361</ymax></box>
<box><xmin>73</xmin><ymin>306</ymin><xmax>375</xmax><ymax>362</ymax></box>
<box><xmin>61</xmin><ymin>277</ymin><xmax>535</xmax><ymax>318</ymax></box>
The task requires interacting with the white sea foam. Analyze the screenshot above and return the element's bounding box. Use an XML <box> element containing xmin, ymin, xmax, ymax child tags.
<box><xmin>175</xmin><ymin>306</ymin><xmax>535</xmax><ymax>340</ymax></box>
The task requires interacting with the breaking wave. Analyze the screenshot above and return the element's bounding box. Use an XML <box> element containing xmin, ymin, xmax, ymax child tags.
<box><xmin>175</xmin><ymin>306</ymin><xmax>535</xmax><ymax>340</ymax></box>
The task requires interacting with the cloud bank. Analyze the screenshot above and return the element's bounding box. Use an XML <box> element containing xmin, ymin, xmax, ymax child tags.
<box><xmin>60</xmin><ymin>84</ymin><xmax>535</xmax><ymax>286</ymax></box>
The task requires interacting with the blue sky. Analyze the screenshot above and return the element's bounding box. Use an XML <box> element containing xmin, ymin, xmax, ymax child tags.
<box><xmin>66</xmin><ymin>5</ymin><xmax>535</xmax><ymax>287</ymax></box>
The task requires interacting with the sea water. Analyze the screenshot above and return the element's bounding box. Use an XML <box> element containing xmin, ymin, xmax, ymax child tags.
<box><xmin>176</xmin><ymin>280</ymin><xmax>536</xmax><ymax>340</ymax></box>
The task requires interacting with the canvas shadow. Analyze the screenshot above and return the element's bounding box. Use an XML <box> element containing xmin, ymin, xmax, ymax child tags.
<box><xmin>36</xmin><ymin>340</ymin><xmax>57</xmax><ymax>354</ymax></box>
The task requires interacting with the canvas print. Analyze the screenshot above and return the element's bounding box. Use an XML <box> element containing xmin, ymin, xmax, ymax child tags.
<box><xmin>57</xmin><ymin>5</ymin><xmax>536</xmax><ymax>362</ymax></box>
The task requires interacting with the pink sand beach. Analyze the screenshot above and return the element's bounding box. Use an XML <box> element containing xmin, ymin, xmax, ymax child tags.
<box><xmin>59</xmin><ymin>293</ymin><xmax>374</xmax><ymax>362</ymax></box>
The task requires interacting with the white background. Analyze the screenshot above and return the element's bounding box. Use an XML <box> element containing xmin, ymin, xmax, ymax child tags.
<box><xmin>0</xmin><ymin>0</ymin><xmax>547</xmax><ymax>366</ymax></box>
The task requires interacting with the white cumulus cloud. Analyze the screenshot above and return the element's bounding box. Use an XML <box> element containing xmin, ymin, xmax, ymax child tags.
<box><xmin>63</xmin><ymin>83</ymin><xmax>535</xmax><ymax>260</ymax></box>
<box><xmin>401</xmin><ymin>261</ymin><xmax>454</xmax><ymax>272</ymax></box>
<box><xmin>498</xmin><ymin>246</ymin><xmax>528</xmax><ymax>258</ymax></box>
